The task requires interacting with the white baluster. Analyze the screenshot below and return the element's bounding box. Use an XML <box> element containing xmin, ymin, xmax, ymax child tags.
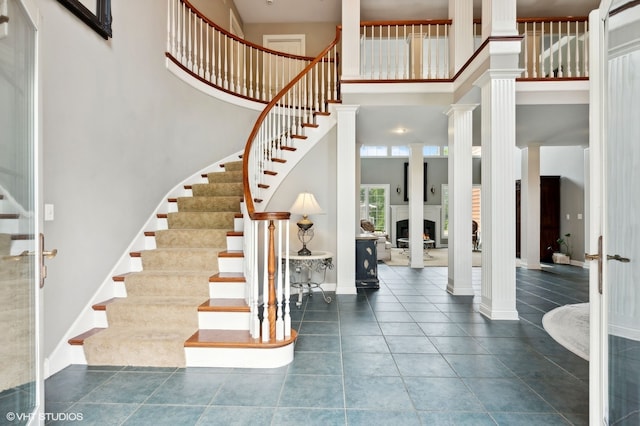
<box><xmin>427</xmin><ymin>24</ymin><xmax>432</xmax><ymax>79</ymax></box>
<box><xmin>198</xmin><ymin>19</ymin><xmax>203</xmax><ymax>77</ymax></box>
<box><xmin>229</xmin><ymin>37</ymin><xmax>235</xmax><ymax>92</ymax></box>
<box><xmin>243</xmin><ymin>43</ymin><xmax>247</xmax><ymax>96</ymax></box>
<box><xmin>276</xmin><ymin>221</ymin><xmax>284</xmax><ymax>341</ymax></box>
<box><xmin>558</xmin><ymin>20</ymin><xmax>563</xmax><ymax>77</ymax></box>
<box><xmin>216</xmin><ymin>30</ymin><xmax>222</xmax><ymax>86</ymax></box>
<box><xmin>436</xmin><ymin>24</ymin><xmax>441</xmax><ymax>79</ymax></box>
<box><xmin>224</xmin><ymin>35</ymin><xmax>229</xmax><ymax>90</ymax></box>
<box><xmin>166</xmin><ymin>0</ymin><xmax>171</xmax><ymax>54</ymax></box>
<box><xmin>205</xmin><ymin>23</ymin><xmax>210</xmax><ymax>81</ymax></box>
<box><xmin>180</xmin><ymin>3</ymin><xmax>186</xmax><ymax>63</ymax></box>
<box><xmin>251</xmin><ymin>220</ymin><xmax>260</xmax><ymax>338</ymax></box>
<box><xmin>584</xmin><ymin>20</ymin><xmax>589</xmax><ymax>77</ymax></box>
<box><xmin>187</xmin><ymin>9</ymin><xmax>193</xmax><ymax>70</ymax></box>
<box><xmin>532</xmin><ymin>22</ymin><xmax>538</xmax><ymax>78</ymax></box>
<box><xmin>284</xmin><ymin>220</ymin><xmax>291</xmax><ymax>338</ymax></box>
<box><xmin>249</xmin><ymin>47</ymin><xmax>254</xmax><ymax>98</ymax></box>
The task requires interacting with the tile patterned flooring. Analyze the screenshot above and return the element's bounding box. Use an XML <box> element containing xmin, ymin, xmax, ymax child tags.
<box><xmin>41</xmin><ymin>263</ymin><xmax>589</xmax><ymax>425</ymax></box>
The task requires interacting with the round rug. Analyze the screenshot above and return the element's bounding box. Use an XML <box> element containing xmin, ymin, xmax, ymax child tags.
<box><xmin>542</xmin><ymin>302</ymin><xmax>590</xmax><ymax>361</ymax></box>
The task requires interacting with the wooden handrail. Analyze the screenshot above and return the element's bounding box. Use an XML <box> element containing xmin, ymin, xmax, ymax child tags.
<box><xmin>241</xmin><ymin>25</ymin><xmax>342</xmax><ymax>218</ymax></box>
<box><xmin>360</xmin><ymin>19</ymin><xmax>452</xmax><ymax>27</ymax></box>
<box><xmin>180</xmin><ymin>0</ymin><xmax>316</xmax><ymax>62</ymax></box>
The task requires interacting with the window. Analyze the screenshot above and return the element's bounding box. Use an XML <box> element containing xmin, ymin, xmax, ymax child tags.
<box><xmin>360</xmin><ymin>146</ymin><xmax>388</xmax><ymax>157</ymax></box>
<box><xmin>360</xmin><ymin>185</ymin><xmax>390</xmax><ymax>235</ymax></box>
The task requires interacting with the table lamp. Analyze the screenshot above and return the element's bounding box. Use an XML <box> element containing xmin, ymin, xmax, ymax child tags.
<box><xmin>290</xmin><ymin>192</ymin><xmax>323</xmax><ymax>255</ymax></box>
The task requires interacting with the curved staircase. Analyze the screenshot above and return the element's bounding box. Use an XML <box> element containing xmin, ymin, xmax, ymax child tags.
<box><xmin>68</xmin><ymin>161</ymin><xmax>295</xmax><ymax>368</ymax></box>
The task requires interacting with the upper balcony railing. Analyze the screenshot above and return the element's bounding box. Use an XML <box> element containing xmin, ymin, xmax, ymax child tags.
<box><xmin>516</xmin><ymin>17</ymin><xmax>589</xmax><ymax>79</ymax></box>
<box><xmin>166</xmin><ymin>0</ymin><xmax>335</xmax><ymax>104</ymax></box>
<box><xmin>359</xmin><ymin>17</ymin><xmax>589</xmax><ymax>82</ymax></box>
<box><xmin>360</xmin><ymin>20</ymin><xmax>452</xmax><ymax>80</ymax></box>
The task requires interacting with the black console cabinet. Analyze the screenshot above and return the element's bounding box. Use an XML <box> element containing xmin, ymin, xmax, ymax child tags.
<box><xmin>355</xmin><ymin>235</ymin><xmax>379</xmax><ymax>289</ymax></box>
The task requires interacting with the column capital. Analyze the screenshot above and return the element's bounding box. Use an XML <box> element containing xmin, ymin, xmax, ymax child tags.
<box><xmin>473</xmin><ymin>69</ymin><xmax>523</xmax><ymax>87</ymax></box>
<box><xmin>445</xmin><ymin>104</ymin><xmax>479</xmax><ymax>116</ymax></box>
<box><xmin>334</xmin><ymin>104</ymin><xmax>360</xmax><ymax>114</ymax></box>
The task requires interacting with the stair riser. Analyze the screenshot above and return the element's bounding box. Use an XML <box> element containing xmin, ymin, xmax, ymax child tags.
<box><xmin>234</xmin><ymin>218</ymin><xmax>243</xmax><ymax>233</ymax></box>
<box><xmin>115</xmin><ymin>281</ymin><xmax>246</xmax><ymax>299</ymax></box>
<box><xmin>198</xmin><ymin>312</ymin><xmax>250</xmax><ymax>330</ymax></box>
<box><xmin>208</xmin><ymin>170</ymin><xmax>242</xmax><ymax>183</ymax></box>
<box><xmin>167</xmin><ymin>213</ymin><xmax>235</xmax><ymax>230</ymax></box>
<box><xmin>0</xmin><ymin>219</ymin><xmax>20</xmax><ymax>234</ymax></box>
<box><xmin>191</xmin><ymin>184</ymin><xmax>243</xmax><ymax>197</ymax></box>
<box><xmin>155</xmin><ymin>230</ymin><xmax>228</xmax><ymax>249</ymax></box>
<box><xmin>226</xmin><ymin>235</ymin><xmax>243</xmax><ymax>251</ymax></box>
<box><xmin>93</xmin><ymin>310</ymin><xmax>250</xmax><ymax>331</ymax></box>
<box><xmin>177</xmin><ymin>197</ymin><xmax>241</xmax><ymax>212</ymax></box>
<box><xmin>185</xmin><ymin>344</ymin><xmax>294</xmax><ymax>368</ymax></box>
<box><xmin>209</xmin><ymin>282</ymin><xmax>245</xmax><ymax>299</ymax></box>
<box><xmin>141</xmin><ymin>251</ymin><xmax>220</xmax><ymax>272</ymax></box>
<box><xmin>217</xmin><ymin>257</ymin><xmax>243</xmax><ymax>273</ymax></box>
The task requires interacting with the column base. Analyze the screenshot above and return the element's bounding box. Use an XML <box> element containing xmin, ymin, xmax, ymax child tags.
<box><xmin>479</xmin><ymin>303</ymin><xmax>519</xmax><ymax>321</ymax></box>
<box><xmin>447</xmin><ymin>279</ymin><xmax>475</xmax><ymax>296</ymax></box>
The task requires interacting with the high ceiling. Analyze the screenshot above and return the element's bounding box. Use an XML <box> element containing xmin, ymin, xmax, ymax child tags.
<box><xmin>232</xmin><ymin>0</ymin><xmax>599</xmax><ymax>148</ymax></box>
<box><xmin>234</xmin><ymin>0</ymin><xmax>599</xmax><ymax>24</ymax></box>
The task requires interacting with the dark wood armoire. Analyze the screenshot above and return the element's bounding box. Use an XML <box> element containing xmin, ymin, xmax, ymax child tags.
<box><xmin>515</xmin><ymin>176</ymin><xmax>561</xmax><ymax>263</ymax></box>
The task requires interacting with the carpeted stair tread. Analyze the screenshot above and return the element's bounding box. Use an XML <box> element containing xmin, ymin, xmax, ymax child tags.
<box><xmin>167</xmin><ymin>211</ymin><xmax>236</xmax><ymax>229</ymax></box>
<box><xmin>122</xmin><ymin>271</ymin><xmax>211</xmax><ymax>298</ymax></box>
<box><xmin>191</xmin><ymin>182</ymin><xmax>243</xmax><ymax>197</ymax></box>
<box><xmin>154</xmin><ymin>229</ymin><xmax>228</xmax><ymax>248</ymax></box>
<box><xmin>83</xmin><ymin>326</ymin><xmax>197</xmax><ymax>367</ymax></box>
<box><xmin>79</xmin><ymin>159</ymin><xmax>248</xmax><ymax>368</ymax></box>
<box><xmin>176</xmin><ymin>196</ymin><xmax>241</xmax><ymax>212</ymax></box>
<box><xmin>0</xmin><ymin>233</ymin><xmax>11</xmax><ymax>256</ymax></box>
<box><xmin>104</xmin><ymin>296</ymin><xmax>204</xmax><ymax>329</ymax></box>
<box><xmin>207</xmin><ymin>170</ymin><xmax>242</xmax><ymax>183</ymax></box>
<box><xmin>140</xmin><ymin>248</ymin><xmax>222</xmax><ymax>271</ymax></box>
<box><xmin>221</xmin><ymin>161</ymin><xmax>243</xmax><ymax>172</ymax></box>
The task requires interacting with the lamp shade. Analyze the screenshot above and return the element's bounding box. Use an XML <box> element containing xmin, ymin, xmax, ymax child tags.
<box><xmin>290</xmin><ymin>192</ymin><xmax>324</xmax><ymax>216</ymax></box>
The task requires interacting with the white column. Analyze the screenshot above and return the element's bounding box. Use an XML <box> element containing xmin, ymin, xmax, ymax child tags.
<box><xmin>475</xmin><ymin>70</ymin><xmax>520</xmax><ymax>320</ymax></box>
<box><xmin>409</xmin><ymin>143</ymin><xmax>424</xmax><ymax>268</ymax></box>
<box><xmin>481</xmin><ymin>0</ymin><xmax>517</xmax><ymax>41</ymax></box>
<box><xmin>335</xmin><ymin>105</ymin><xmax>359</xmax><ymax>295</ymax></box>
<box><xmin>520</xmin><ymin>145</ymin><xmax>541</xmax><ymax>270</ymax></box>
<box><xmin>341</xmin><ymin>0</ymin><xmax>361</xmax><ymax>79</ymax></box>
<box><xmin>446</xmin><ymin>104</ymin><xmax>477</xmax><ymax>295</ymax></box>
<box><xmin>449</xmin><ymin>0</ymin><xmax>474</xmax><ymax>75</ymax></box>
<box><xmin>583</xmin><ymin>148</ymin><xmax>590</xmax><ymax>269</ymax></box>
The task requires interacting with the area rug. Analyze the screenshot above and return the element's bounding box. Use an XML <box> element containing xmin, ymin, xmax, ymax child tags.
<box><xmin>542</xmin><ymin>302</ymin><xmax>590</xmax><ymax>361</ymax></box>
<box><xmin>384</xmin><ymin>248</ymin><xmax>482</xmax><ymax>267</ymax></box>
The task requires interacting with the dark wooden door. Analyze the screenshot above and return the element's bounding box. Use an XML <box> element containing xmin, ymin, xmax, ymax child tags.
<box><xmin>515</xmin><ymin>176</ymin><xmax>560</xmax><ymax>263</ymax></box>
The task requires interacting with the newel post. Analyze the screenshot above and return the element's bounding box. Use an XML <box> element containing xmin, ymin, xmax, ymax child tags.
<box><xmin>266</xmin><ymin>220</ymin><xmax>277</xmax><ymax>341</ymax></box>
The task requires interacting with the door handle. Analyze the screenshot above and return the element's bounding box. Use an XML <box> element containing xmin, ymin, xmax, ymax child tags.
<box><xmin>39</xmin><ymin>233</ymin><xmax>57</xmax><ymax>288</ymax></box>
<box><xmin>606</xmin><ymin>254</ymin><xmax>630</xmax><ymax>263</ymax></box>
<box><xmin>585</xmin><ymin>236</ymin><xmax>631</xmax><ymax>294</ymax></box>
<box><xmin>585</xmin><ymin>236</ymin><xmax>604</xmax><ymax>294</ymax></box>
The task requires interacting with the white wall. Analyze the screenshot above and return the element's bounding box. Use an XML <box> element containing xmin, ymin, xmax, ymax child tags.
<box><xmin>38</xmin><ymin>0</ymin><xmax>259</xmax><ymax>356</ymax></box>
<box><xmin>266</xmin><ymin>128</ymin><xmax>338</xmax><ymax>285</ymax></box>
<box><xmin>515</xmin><ymin>145</ymin><xmax>586</xmax><ymax>261</ymax></box>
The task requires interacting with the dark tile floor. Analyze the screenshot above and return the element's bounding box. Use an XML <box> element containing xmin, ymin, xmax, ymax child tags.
<box><xmin>41</xmin><ymin>263</ymin><xmax>589</xmax><ymax>425</ymax></box>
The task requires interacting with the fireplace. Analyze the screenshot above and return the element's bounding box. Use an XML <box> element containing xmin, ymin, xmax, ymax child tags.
<box><xmin>390</xmin><ymin>205</ymin><xmax>442</xmax><ymax>248</ymax></box>
<box><xmin>396</xmin><ymin>219</ymin><xmax>435</xmax><ymax>247</ymax></box>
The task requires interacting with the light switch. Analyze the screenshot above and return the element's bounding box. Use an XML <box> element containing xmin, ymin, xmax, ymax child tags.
<box><xmin>566</xmin><ymin>214</ymin><xmax>570</xmax><ymax>220</ymax></box>
<box><xmin>44</xmin><ymin>204</ymin><xmax>54</xmax><ymax>221</ymax></box>
<box><xmin>577</xmin><ymin>213</ymin><xmax>583</xmax><ymax>220</ymax></box>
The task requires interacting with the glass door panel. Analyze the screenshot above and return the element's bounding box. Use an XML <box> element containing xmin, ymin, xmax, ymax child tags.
<box><xmin>0</xmin><ymin>0</ymin><xmax>39</xmax><ymax>423</ymax></box>
<box><xmin>605</xmin><ymin>4</ymin><xmax>640</xmax><ymax>423</ymax></box>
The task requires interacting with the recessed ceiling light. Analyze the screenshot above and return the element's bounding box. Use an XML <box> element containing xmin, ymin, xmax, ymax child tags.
<box><xmin>393</xmin><ymin>127</ymin><xmax>407</xmax><ymax>134</ymax></box>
